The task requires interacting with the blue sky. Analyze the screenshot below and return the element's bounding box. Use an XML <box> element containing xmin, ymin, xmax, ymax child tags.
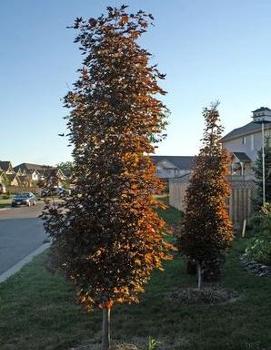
<box><xmin>1</xmin><ymin>0</ymin><xmax>271</xmax><ymax>166</ymax></box>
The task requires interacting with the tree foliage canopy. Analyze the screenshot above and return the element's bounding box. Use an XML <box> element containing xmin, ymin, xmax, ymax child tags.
<box><xmin>179</xmin><ymin>103</ymin><xmax>233</xmax><ymax>280</ymax></box>
<box><xmin>42</xmin><ymin>6</ymin><xmax>172</xmax><ymax>313</ymax></box>
<box><xmin>57</xmin><ymin>161</ymin><xmax>74</xmax><ymax>178</ymax></box>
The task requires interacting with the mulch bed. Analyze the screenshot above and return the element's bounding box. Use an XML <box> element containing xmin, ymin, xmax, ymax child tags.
<box><xmin>240</xmin><ymin>254</ymin><xmax>271</xmax><ymax>277</ymax></box>
<box><xmin>71</xmin><ymin>342</ymin><xmax>141</xmax><ymax>350</ymax></box>
<box><xmin>166</xmin><ymin>286</ymin><xmax>239</xmax><ymax>305</ymax></box>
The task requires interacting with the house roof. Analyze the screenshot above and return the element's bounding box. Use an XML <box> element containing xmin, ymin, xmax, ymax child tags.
<box><xmin>0</xmin><ymin>161</ymin><xmax>12</xmax><ymax>172</ymax></box>
<box><xmin>232</xmin><ymin>152</ymin><xmax>251</xmax><ymax>163</ymax></box>
<box><xmin>252</xmin><ymin>106</ymin><xmax>271</xmax><ymax>113</ymax></box>
<box><xmin>5</xmin><ymin>173</ymin><xmax>17</xmax><ymax>182</ymax></box>
<box><xmin>222</xmin><ymin>121</ymin><xmax>271</xmax><ymax>142</ymax></box>
<box><xmin>14</xmin><ymin>163</ymin><xmax>54</xmax><ymax>174</ymax></box>
<box><xmin>17</xmin><ymin>174</ymin><xmax>30</xmax><ymax>182</ymax></box>
<box><xmin>151</xmin><ymin>156</ymin><xmax>195</xmax><ymax>170</ymax></box>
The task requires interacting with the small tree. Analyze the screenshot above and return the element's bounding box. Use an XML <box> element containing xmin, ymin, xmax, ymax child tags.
<box><xmin>253</xmin><ymin>139</ymin><xmax>271</xmax><ymax>210</ymax></box>
<box><xmin>1</xmin><ymin>173</ymin><xmax>11</xmax><ymax>187</ymax></box>
<box><xmin>56</xmin><ymin>161</ymin><xmax>74</xmax><ymax>188</ymax></box>
<box><xmin>42</xmin><ymin>6</ymin><xmax>172</xmax><ymax>349</ymax></box>
<box><xmin>57</xmin><ymin>161</ymin><xmax>74</xmax><ymax>178</ymax></box>
<box><xmin>179</xmin><ymin>103</ymin><xmax>233</xmax><ymax>288</ymax></box>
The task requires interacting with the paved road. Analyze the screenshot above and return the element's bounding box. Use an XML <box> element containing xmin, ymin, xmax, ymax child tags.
<box><xmin>0</xmin><ymin>203</ymin><xmax>48</xmax><ymax>275</ymax></box>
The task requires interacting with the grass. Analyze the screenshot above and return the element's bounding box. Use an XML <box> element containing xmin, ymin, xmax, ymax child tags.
<box><xmin>1</xmin><ymin>205</ymin><xmax>271</xmax><ymax>349</ymax></box>
<box><xmin>155</xmin><ymin>195</ymin><xmax>183</xmax><ymax>226</ymax></box>
<box><xmin>0</xmin><ymin>197</ymin><xmax>11</xmax><ymax>208</ymax></box>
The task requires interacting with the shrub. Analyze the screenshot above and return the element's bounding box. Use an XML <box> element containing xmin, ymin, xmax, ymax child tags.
<box><xmin>147</xmin><ymin>337</ymin><xmax>159</xmax><ymax>350</ymax></box>
<box><xmin>245</xmin><ymin>237</ymin><xmax>271</xmax><ymax>266</ymax></box>
<box><xmin>247</xmin><ymin>203</ymin><xmax>271</xmax><ymax>238</ymax></box>
<box><xmin>1</xmin><ymin>194</ymin><xmax>10</xmax><ymax>199</ymax></box>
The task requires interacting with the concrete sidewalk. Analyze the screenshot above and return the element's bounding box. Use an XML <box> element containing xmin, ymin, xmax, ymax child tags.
<box><xmin>0</xmin><ymin>242</ymin><xmax>50</xmax><ymax>283</ymax></box>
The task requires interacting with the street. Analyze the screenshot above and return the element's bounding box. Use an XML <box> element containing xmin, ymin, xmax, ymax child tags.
<box><xmin>0</xmin><ymin>203</ymin><xmax>47</xmax><ymax>275</ymax></box>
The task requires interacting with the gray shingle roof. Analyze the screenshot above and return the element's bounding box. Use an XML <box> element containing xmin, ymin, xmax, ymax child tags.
<box><xmin>252</xmin><ymin>107</ymin><xmax>271</xmax><ymax>113</ymax></box>
<box><xmin>232</xmin><ymin>152</ymin><xmax>251</xmax><ymax>163</ymax></box>
<box><xmin>0</xmin><ymin>161</ymin><xmax>12</xmax><ymax>172</ymax></box>
<box><xmin>5</xmin><ymin>173</ymin><xmax>17</xmax><ymax>182</ymax></box>
<box><xmin>151</xmin><ymin>156</ymin><xmax>195</xmax><ymax>170</ymax></box>
<box><xmin>14</xmin><ymin>163</ymin><xmax>53</xmax><ymax>174</ymax></box>
<box><xmin>222</xmin><ymin>122</ymin><xmax>271</xmax><ymax>142</ymax></box>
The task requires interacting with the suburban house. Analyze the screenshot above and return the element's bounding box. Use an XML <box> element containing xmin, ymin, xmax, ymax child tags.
<box><xmin>14</xmin><ymin>163</ymin><xmax>66</xmax><ymax>185</ymax></box>
<box><xmin>0</xmin><ymin>161</ymin><xmax>17</xmax><ymax>190</ymax></box>
<box><xmin>0</xmin><ymin>161</ymin><xmax>15</xmax><ymax>175</ymax></box>
<box><xmin>0</xmin><ymin>161</ymin><xmax>67</xmax><ymax>192</ymax></box>
<box><xmin>151</xmin><ymin>156</ymin><xmax>195</xmax><ymax>180</ymax></box>
<box><xmin>221</xmin><ymin>107</ymin><xmax>271</xmax><ymax>176</ymax></box>
<box><xmin>14</xmin><ymin>163</ymin><xmax>50</xmax><ymax>182</ymax></box>
<box><xmin>0</xmin><ymin>173</ymin><xmax>6</xmax><ymax>193</ymax></box>
<box><xmin>14</xmin><ymin>163</ymin><xmax>65</xmax><ymax>181</ymax></box>
<box><xmin>5</xmin><ymin>174</ymin><xmax>20</xmax><ymax>186</ymax></box>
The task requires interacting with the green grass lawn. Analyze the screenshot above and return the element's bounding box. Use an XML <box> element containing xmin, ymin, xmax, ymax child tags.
<box><xmin>0</xmin><ymin>205</ymin><xmax>271</xmax><ymax>349</ymax></box>
<box><xmin>155</xmin><ymin>195</ymin><xmax>183</xmax><ymax>227</ymax></box>
<box><xmin>0</xmin><ymin>197</ymin><xmax>11</xmax><ymax>208</ymax></box>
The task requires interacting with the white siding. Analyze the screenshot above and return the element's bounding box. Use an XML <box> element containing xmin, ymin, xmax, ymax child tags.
<box><xmin>223</xmin><ymin>129</ymin><xmax>271</xmax><ymax>162</ymax></box>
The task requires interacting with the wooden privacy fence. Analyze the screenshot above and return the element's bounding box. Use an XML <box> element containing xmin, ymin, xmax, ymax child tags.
<box><xmin>169</xmin><ymin>175</ymin><xmax>189</xmax><ymax>212</ymax></box>
<box><xmin>169</xmin><ymin>175</ymin><xmax>256</xmax><ymax>230</ymax></box>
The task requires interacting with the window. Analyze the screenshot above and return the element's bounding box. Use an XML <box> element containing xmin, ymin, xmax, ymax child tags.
<box><xmin>242</xmin><ymin>136</ymin><xmax>247</xmax><ymax>145</ymax></box>
<box><xmin>156</xmin><ymin>165</ymin><xmax>162</xmax><ymax>175</ymax></box>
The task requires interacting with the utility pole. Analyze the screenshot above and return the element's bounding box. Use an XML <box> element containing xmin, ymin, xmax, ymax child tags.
<box><xmin>261</xmin><ymin>121</ymin><xmax>266</xmax><ymax>205</ymax></box>
<box><xmin>251</xmin><ymin>107</ymin><xmax>271</xmax><ymax>207</ymax></box>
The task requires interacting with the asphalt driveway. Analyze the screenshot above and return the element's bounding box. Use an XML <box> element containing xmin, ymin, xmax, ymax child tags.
<box><xmin>0</xmin><ymin>203</ymin><xmax>47</xmax><ymax>275</ymax></box>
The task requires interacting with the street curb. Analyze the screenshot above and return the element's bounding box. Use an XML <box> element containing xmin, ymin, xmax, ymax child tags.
<box><xmin>0</xmin><ymin>207</ymin><xmax>12</xmax><ymax>212</ymax></box>
<box><xmin>0</xmin><ymin>242</ymin><xmax>51</xmax><ymax>283</ymax></box>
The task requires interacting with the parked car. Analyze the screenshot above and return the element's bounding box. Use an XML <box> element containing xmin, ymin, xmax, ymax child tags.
<box><xmin>11</xmin><ymin>192</ymin><xmax>37</xmax><ymax>207</ymax></box>
<box><xmin>58</xmin><ymin>187</ymin><xmax>71</xmax><ymax>195</ymax></box>
<box><xmin>41</xmin><ymin>187</ymin><xmax>71</xmax><ymax>197</ymax></box>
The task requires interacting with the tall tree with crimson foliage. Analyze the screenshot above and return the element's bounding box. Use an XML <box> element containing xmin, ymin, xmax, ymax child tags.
<box><xmin>179</xmin><ymin>103</ymin><xmax>233</xmax><ymax>287</ymax></box>
<box><xmin>41</xmin><ymin>6</ymin><xmax>172</xmax><ymax>350</ymax></box>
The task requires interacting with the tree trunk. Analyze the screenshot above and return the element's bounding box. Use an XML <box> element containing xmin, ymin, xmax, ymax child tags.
<box><xmin>197</xmin><ymin>262</ymin><xmax>202</xmax><ymax>289</ymax></box>
<box><xmin>186</xmin><ymin>259</ymin><xmax>197</xmax><ymax>275</ymax></box>
<box><xmin>101</xmin><ymin>308</ymin><xmax>111</xmax><ymax>350</ymax></box>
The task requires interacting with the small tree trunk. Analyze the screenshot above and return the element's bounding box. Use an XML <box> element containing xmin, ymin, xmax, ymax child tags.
<box><xmin>197</xmin><ymin>262</ymin><xmax>202</xmax><ymax>289</ymax></box>
<box><xmin>101</xmin><ymin>308</ymin><xmax>111</xmax><ymax>350</ymax></box>
<box><xmin>186</xmin><ymin>259</ymin><xmax>197</xmax><ymax>275</ymax></box>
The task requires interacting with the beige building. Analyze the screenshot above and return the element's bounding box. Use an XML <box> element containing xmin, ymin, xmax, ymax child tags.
<box><xmin>0</xmin><ymin>161</ymin><xmax>14</xmax><ymax>175</ymax></box>
<box><xmin>151</xmin><ymin>156</ymin><xmax>194</xmax><ymax>181</ymax></box>
<box><xmin>222</xmin><ymin>107</ymin><xmax>271</xmax><ymax>176</ymax></box>
<box><xmin>0</xmin><ymin>161</ymin><xmax>67</xmax><ymax>190</ymax></box>
<box><xmin>14</xmin><ymin>163</ymin><xmax>66</xmax><ymax>186</ymax></box>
